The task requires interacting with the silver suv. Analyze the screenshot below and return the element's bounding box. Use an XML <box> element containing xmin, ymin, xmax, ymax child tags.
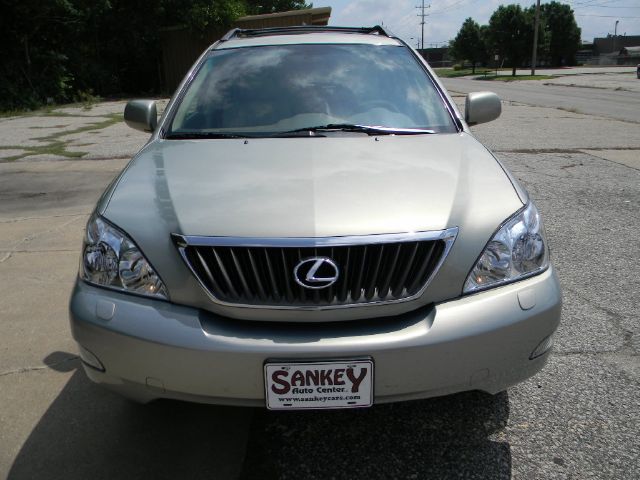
<box><xmin>70</xmin><ymin>26</ymin><xmax>561</xmax><ymax>410</ymax></box>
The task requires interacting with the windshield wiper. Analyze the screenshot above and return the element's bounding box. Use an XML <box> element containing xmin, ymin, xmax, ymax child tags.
<box><xmin>165</xmin><ymin>132</ymin><xmax>249</xmax><ymax>139</ymax></box>
<box><xmin>271</xmin><ymin>124</ymin><xmax>436</xmax><ymax>137</ymax></box>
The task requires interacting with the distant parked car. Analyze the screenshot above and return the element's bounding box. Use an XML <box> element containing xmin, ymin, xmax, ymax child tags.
<box><xmin>637</xmin><ymin>64</ymin><xmax>640</xmax><ymax>79</ymax></box>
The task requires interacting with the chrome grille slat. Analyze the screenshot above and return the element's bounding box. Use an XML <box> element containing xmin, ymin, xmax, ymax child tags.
<box><xmin>280</xmin><ymin>249</ymin><xmax>294</xmax><ymax>303</ymax></box>
<box><xmin>212</xmin><ymin>248</ymin><xmax>239</xmax><ymax>298</ymax></box>
<box><xmin>326</xmin><ymin>247</ymin><xmax>335</xmax><ymax>304</ymax></box>
<box><xmin>194</xmin><ymin>249</ymin><xmax>223</xmax><ymax>295</ymax></box>
<box><xmin>295</xmin><ymin>248</ymin><xmax>308</xmax><ymax>303</ymax></box>
<box><xmin>174</xmin><ymin>228</ymin><xmax>457</xmax><ymax>309</ymax></box>
<box><xmin>229</xmin><ymin>248</ymin><xmax>251</xmax><ymax>300</ymax></box>
<box><xmin>393</xmin><ymin>242</ymin><xmax>420</xmax><ymax>297</ymax></box>
<box><xmin>246</xmin><ymin>249</ymin><xmax>267</xmax><ymax>301</ymax></box>
<box><xmin>352</xmin><ymin>246</ymin><xmax>367</xmax><ymax>302</ymax></box>
<box><xmin>378</xmin><ymin>243</ymin><xmax>402</xmax><ymax>300</ymax></box>
<box><xmin>263</xmin><ymin>249</ymin><xmax>280</xmax><ymax>301</ymax></box>
<box><xmin>366</xmin><ymin>244</ymin><xmax>384</xmax><ymax>301</ymax></box>
<box><xmin>338</xmin><ymin>247</ymin><xmax>351</xmax><ymax>303</ymax></box>
<box><xmin>407</xmin><ymin>242</ymin><xmax>437</xmax><ymax>294</ymax></box>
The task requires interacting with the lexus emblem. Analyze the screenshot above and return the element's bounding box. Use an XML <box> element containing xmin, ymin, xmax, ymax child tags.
<box><xmin>294</xmin><ymin>257</ymin><xmax>340</xmax><ymax>289</ymax></box>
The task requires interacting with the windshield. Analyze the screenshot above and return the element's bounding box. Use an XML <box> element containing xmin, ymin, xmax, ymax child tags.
<box><xmin>168</xmin><ymin>44</ymin><xmax>457</xmax><ymax>137</ymax></box>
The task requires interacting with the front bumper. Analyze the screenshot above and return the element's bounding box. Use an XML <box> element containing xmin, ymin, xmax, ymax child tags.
<box><xmin>69</xmin><ymin>267</ymin><xmax>562</xmax><ymax>406</ymax></box>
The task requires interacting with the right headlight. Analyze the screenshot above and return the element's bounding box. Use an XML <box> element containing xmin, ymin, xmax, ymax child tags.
<box><xmin>463</xmin><ymin>202</ymin><xmax>549</xmax><ymax>294</ymax></box>
<box><xmin>80</xmin><ymin>214</ymin><xmax>168</xmax><ymax>299</ymax></box>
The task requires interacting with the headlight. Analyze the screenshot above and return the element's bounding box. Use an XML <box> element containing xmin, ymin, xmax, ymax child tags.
<box><xmin>80</xmin><ymin>214</ymin><xmax>168</xmax><ymax>299</ymax></box>
<box><xmin>463</xmin><ymin>202</ymin><xmax>549</xmax><ymax>293</ymax></box>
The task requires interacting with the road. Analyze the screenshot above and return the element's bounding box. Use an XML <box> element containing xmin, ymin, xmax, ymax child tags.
<box><xmin>442</xmin><ymin>77</ymin><xmax>640</xmax><ymax>123</ymax></box>
<box><xmin>1</xmin><ymin>92</ymin><xmax>639</xmax><ymax>479</ymax></box>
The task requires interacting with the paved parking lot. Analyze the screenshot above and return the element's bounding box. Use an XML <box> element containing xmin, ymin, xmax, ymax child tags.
<box><xmin>0</xmin><ymin>84</ymin><xmax>638</xmax><ymax>479</ymax></box>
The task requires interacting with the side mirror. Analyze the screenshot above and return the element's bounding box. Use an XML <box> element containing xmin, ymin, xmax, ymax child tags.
<box><xmin>465</xmin><ymin>92</ymin><xmax>501</xmax><ymax>126</ymax></box>
<box><xmin>124</xmin><ymin>100</ymin><xmax>157</xmax><ymax>132</ymax></box>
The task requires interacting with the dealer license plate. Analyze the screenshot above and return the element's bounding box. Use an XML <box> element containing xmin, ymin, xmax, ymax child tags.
<box><xmin>264</xmin><ymin>359</ymin><xmax>374</xmax><ymax>410</ymax></box>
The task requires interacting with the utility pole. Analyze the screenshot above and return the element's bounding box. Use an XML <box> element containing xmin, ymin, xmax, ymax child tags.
<box><xmin>416</xmin><ymin>1</ymin><xmax>430</xmax><ymax>51</ymax></box>
<box><xmin>531</xmin><ymin>0</ymin><xmax>541</xmax><ymax>75</ymax></box>
<box><xmin>613</xmin><ymin>20</ymin><xmax>619</xmax><ymax>53</ymax></box>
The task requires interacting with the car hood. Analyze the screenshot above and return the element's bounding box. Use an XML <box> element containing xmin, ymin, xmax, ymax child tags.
<box><xmin>102</xmin><ymin>133</ymin><xmax>524</xmax><ymax>319</ymax></box>
<box><xmin>104</xmin><ymin>133</ymin><xmax>520</xmax><ymax>237</ymax></box>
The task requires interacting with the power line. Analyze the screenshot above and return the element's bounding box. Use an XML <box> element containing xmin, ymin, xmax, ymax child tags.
<box><xmin>385</xmin><ymin>10</ymin><xmax>423</xmax><ymax>42</ymax></box>
<box><xmin>576</xmin><ymin>13</ymin><xmax>640</xmax><ymax>17</ymax></box>
<box><xmin>416</xmin><ymin>1</ymin><xmax>430</xmax><ymax>50</ymax></box>
<box><xmin>429</xmin><ymin>0</ymin><xmax>479</xmax><ymax>16</ymax></box>
<box><xmin>575</xmin><ymin>4</ymin><xmax>640</xmax><ymax>7</ymax></box>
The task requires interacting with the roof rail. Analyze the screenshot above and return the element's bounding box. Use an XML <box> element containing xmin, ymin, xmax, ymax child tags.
<box><xmin>220</xmin><ymin>28</ymin><xmax>241</xmax><ymax>41</ymax></box>
<box><xmin>220</xmin><ymin>25</ymin><xmax>393</xmax><ymax>41</ymax></box>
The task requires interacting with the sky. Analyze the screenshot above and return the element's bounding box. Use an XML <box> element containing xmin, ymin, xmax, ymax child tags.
<box><xmin>324</xmin><ymin>0</ymin><xmax>640</xmax><ymax>47</ymax></box>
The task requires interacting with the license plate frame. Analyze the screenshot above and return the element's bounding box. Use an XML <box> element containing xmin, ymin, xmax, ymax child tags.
<box><xmin>264</xmin><ymin>358</ymin><xmax>374</xmax><ymax>411</ymax></box>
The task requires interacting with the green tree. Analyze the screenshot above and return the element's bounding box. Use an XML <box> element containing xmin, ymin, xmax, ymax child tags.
<box><xmin>245</xmin><ymin>0</ymin><xmax>312</xmax><ymax>15</ymax></box>
<box><xmin>0</xmin><ymin>0</ymin><xmax>313</xmax><ymax>111</ymax></box>
<box><xmin>0</xmin><ymin>0</ymin><xmax>80</xmax><ymax>109</ymax></box>
<box><xmin>450</xmin><ymin>18</ymin><xmax>488</xmax><ymax>74</ymax></box>
<box><xmin>487</xmin><ymin>4</ymin><xmax>531</xmax><ymax>76</ymax></box>
<box><xmin>539</xmin><ymin>1</ymin><xmax>581</xmax><ymax>66</ymax></box>
<box><xmin>178</xmin><ymin>0</ymin><xmax>247</xmax><ymax>32</ymax></box>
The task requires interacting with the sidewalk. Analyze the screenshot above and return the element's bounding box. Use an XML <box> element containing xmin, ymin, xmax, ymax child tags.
<box><xmin>541</xmin><ymin>71</ymin><xmax>640</xmax><ymax>93</ymax></box>
<box><xmin>527</xmin><ymin>66</ymin><xmax>636</xmax><ymax>76</ymax></box>
<box><xmin>462</xmin><ymin>66</ymin><xmax>639</xmax><ymax>92</ymax></box>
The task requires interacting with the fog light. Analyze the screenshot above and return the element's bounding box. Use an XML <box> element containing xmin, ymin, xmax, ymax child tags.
<box><xmin>530</xmin><ymin>335</ymin><xmax>554</xmax><ymax>360</ymax></box>
<box><xmin>79</xmin><ymin>345</ymin><xmax>105</xmax><ymax>372</ymax></box>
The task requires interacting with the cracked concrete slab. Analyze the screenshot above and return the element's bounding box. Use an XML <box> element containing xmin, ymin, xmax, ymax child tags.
<box><xmin>0</xmin><ymin>215</ymin><xmax>86</xmax><ymax>254</ymax></box>
<box><xmin>0</xmin><ymin>149</ymin><xmax>26</xmax><ymax>160</ymax></box>
<box><xmin>0</xmin><ymin>99</ymin><xmax>168</xmax><ymax>162</ymax></box>
<box><xmin>63</xmin><ymin>121</ymin><xmax>150</xmax><ymax>160</ymax></box>
<box><xmin>0</xmin><ymin>159</ymin><xmax>125</xmax><ymax>377</ymax></box>
<box><xmin>555</xmin><ymin>293</ymin><xmax>627</xmax><ymax>355</ymax></box>
<box><xmin>498</xmin><ymin>151</ymin><xmax>639</xmax><ymax>359</ymax></box>
<box><xmin>241</xmin><ymin>354</ymin><xmax>639</xmax><ymax>480</ymax></box>
<box><xmin>0</xmin><ymin>355</ymin><xmax>79</xmax><ymax>378</ymax></box>
<box><xmin>453</xmin><ymin>97</ymin><xmax>640</xmax><ymax>152</ymax></box>
<box><xmin>0</xmin><ymin>250</ymin><xmax>81</xmax><ymax>373</ymax></box>
<box><xmin>0</xmin><ymin>115</ymin><xmax>114</xmax><ymax>149</ymax></box>
<box><xmin>1</xmin><ymin>90</ymin><xmax>639</xmax><ymax>479</ymax></box>
<box><xmin>542</xmin><ymin>72</ymin><xmax>640</xmax><ymax>93</ymax></box>
<box><xmin>52</xmin><ymin>99</ymin><xmax>168</xmax><ymax>118</ymax></box>
<box><xmin>505</xmin><ymin>355</ymin><xmax>640</xmax><ymax>479</ymax></box>
<box><xmin>0</xmin><ymin>367</ymin><xmax>75</xmax><ymax>477</ymax></box>
<box><xmin>444</xmin><ymin>75</ymin><xmax>640</xmax><ymax>124</ymax></box>
<box><xmin>0</xmin><ymin>159</ymin><xmax>128</xmax><ymax>220</ymax></box>
<box><xmin>0</xmin><ymin>367</ymin><xmax>251</xmax><ymax>480</ymax></box>
<box><xmin>580</xmin><ymin>149</ymin><xmax>640</xmax><ymax>171</ymax></box>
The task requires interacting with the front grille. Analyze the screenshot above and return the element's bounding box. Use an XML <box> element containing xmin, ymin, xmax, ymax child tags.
<box><xmin>177</xmin><ymin>234</ymin><xmax>453</xmax><ymax>308</ymax></box>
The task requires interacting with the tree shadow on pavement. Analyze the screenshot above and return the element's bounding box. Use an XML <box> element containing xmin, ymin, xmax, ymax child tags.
<box><xmin>240</xmin><ymin>390</ymin><xmax>511</xmax><ymax>479</ymax></box>
<box><xmin>8</xmin><ymin>353</ymin><xmax>252</xmax><ymax>480</ymax></box>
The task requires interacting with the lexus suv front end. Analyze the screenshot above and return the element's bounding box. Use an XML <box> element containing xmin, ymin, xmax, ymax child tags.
<box><xmin>69</xmin><ymin>26</ymin><xmax>561</xmax><ymax>409</ymax></box>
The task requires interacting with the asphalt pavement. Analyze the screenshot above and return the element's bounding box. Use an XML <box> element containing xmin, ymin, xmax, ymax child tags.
<box><xmin>442</xmin><ymin>75</ymin><xmax>640</xmax><ymax>123</ymax></box>
<box><xmin>1</xmin><ymin>78</ymin><xmax>639</xmax><ymax>479</ymax></box>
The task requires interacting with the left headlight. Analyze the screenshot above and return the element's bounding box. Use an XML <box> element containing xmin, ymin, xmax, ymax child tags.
<box><xmin>463</xmin><ymin>202</ymin><xmax>549</xmax><ymax>294</ymax></box>
<box><xmin>80</xmin><ymin>214</ymin><xmax>168</xmax><ymax>299</ymax></box>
